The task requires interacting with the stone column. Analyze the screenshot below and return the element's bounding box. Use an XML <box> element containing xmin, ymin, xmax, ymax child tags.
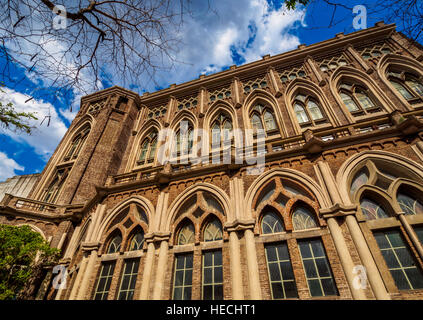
<box><xmin>152</xmin><ymin>236</ymin><xmax>170</xmax><ymax>300</ymax></box>
<box><xmin>316</xmin><ymin>160</ymin><xmax>387</xmax><ymax>299</ymax></box>
<box><xmin>399</xmin><ymin>214</ymin><xmax>423</xmax><ymax>260</ymax></box>
<box><xmin>345</xmin><ymin>215</ymin><xmax>390</xmax><ymax>300</ymax></box>
<box><xmin>227</xmin><ymin>229</ymin><xmax>244</xmax><ymax>299</ymax></box>
<box><xmin>54</xmin><ymin>259</ymin><xmax>71</xmax><ymax>300</ymax></box>
<box><xmin>68</xmin><ymin>256</ymin><xmax>89</xmax><ymax>300</ymax></box>
<box><xmin>74</xmin><ymin>243</ymin><xmax>99</xmax><ymax>300</ymax></box>
<box><xmin>139</xmin><ymin>240</ymin><xmax>156</xmax><ymax>300</ymax></box>
<box><xmin>244</xmin><ymin>227</ymin><xmax>262</xmax><ymax>299</ymax></box>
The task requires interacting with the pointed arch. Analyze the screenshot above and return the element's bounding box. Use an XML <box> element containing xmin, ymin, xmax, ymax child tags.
<box><xmin>242</xmin><ymin>89</ymin><xmax>287</xmax><ymax>143</ymax></box>
<box><xmin>169</xmin><ymin>109</ymin><xmax>198</xmax><ymax>130</ymax></box>
<box><xmin>201</xmin><ymin>214</ymin><xmax>223</xmax><ymax>242</ymax></box>
<box><xmin>94</xmin><ymin>196</ymin><xmax>155</xmax><ymax>242</ymax></box>
<box><xmin>16</xmin><ymin>223</ymin><xmax>47</xmax><ymax>240</ymax></box>
<box><xmin>330</xmin><ymin>66</ymin><xmax>396</xmax><ymax>122</ymax></box>
<box><xmin>165</xmin><ymin>183</ymin><xmax>231</xmax><ymax>231</ymax></box>
<box><xmin>285</xmin><ymin>78</ymin><xmax>339</xmax><ymax>134</ymax></box>
<box><xmin>245</xmin><ymin>168</ymin><xmax>331</xmax><ymax>221</ymax></box>
<box><xmin>336</xmin><ymin>150</ymin><xmax>423</xmax><ymax>206</ymax></box>
<box><xmin>290</xmin><ymin>201</ymin><xmax>319</xmax><ymax>231</ymax></box>
<box><xmin>377</xmin><ymin>53</ymin><xmax>423</xmax><ymax>109</ymax></box>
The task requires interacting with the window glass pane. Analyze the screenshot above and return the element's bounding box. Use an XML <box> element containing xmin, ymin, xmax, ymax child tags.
<box><xmin>263</xmin><ymin>111</ymin><xmax>276</xmax><ymax>131</ymax></box>
<box><xmin>173</xmin><ymin>254</ymin><xmax>193</xmax><ymax>300</ymax></box>
<box><xmin>107</xmin><ymin>235</ymin><xmax>122</xmax><ymax>253</ymax></box>
<box><xmin>251</xmin><ymin>114</ymin><xmax>263</xmax><ymax>131</ymax></box>
<box><xmin>350</xmin><ymin>168</ymin><xmax>369</xmax><ymax>196</ymax></box>
<box><xmin>129</xmin><ymin>231</ymin><xmax>144</xmax><ymax>251</ymax></box>
<box><xmin>294</xmin><ymin>103</ymin><xmax>308</xmax><ymax>124</ymax></box>
<box><xmin>202</xmin><ymin>250</ymin><xmax>223</xmax><ymax>300</ymax></box>
<box><xmin>356</xmin><ymin>90</ymin><xmax>375</xmax><ymax>109</ymax></box>
<box><xmin>307</xmin><ymin>100</ymin><xmax>324</xmax><ymax>120</ymax></box>
<box><xmin>117</xmin><ymin>259</ymin><xmax>139</xmax><ymax>300</ymax></box>
<box><xmin>415</xmin><ymin>226</ymin><xmax>423</xmax><ymax>245</ymax></box>
<box><xmin>405</xmin><ymin>78</ymin><xmax>423</xmax><ymax>96</ymax></box>
<box><xmin>340</xmin><ymin>92</ymin><xmax>359</xmax><ymax>112</ymax></box>
<box><xmin>373</xmin><ymin>229</ymin><xmax>423</xmax><ymax>290</ymax></box>
<box><xmin>204</xmin><ymin>218</ymin><xmax>223</xmax><ymax>242</ymax></box>
<box><xmin>397</xmin><ymin>192</ymin><xmax>423</xmax><ymax>215</ymax></box>
<box><xmin>177</xmin><ymin>223</ymin><xmax>195</xmax><ymax>245</ymax></box>
<box><xmin>298</xmin><ymin>239</ymin><xmax>337</xmax><ymax>297</ymax></box>
<box><xmin>139</xmin><ymin>140</ymin><xmax>149</xmax><ymax>162</ymax></box>
<box><xmin>292</xmin><ymin>206</ymin><xmax>318</xmax><ymax>230</ymax></box>
<box><xmin>390</xmin><ymin>80</ymin><xmax>413</xmax><ymax>100</ymax></box>
<box><xmin>94</xmin><ymin>262</ymin><xmax>116</xmax><ymax>300</ymax></box>
<box><xmin>360</xmin><ymin>198</ymin><xmax>389</xmax><ymax>220</ymax></box>
<box><xmin>264</xmin><ymin>242</ymin><xmax>298</xmax><ymax>299</ymax></box>
<box><xmin>261</xmin><ymin>211</ymin><xmax>284</xmax><ymax>234</ymax></box>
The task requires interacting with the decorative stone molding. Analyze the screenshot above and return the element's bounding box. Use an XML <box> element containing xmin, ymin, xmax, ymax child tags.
<box><xmin>302</xmin><ymin>129</ymin><xmax>325</xmax><ymax>154</ymax></box>
<box><xmin>81</xmin><ymin>242</ymin><xmax>100</xmax><ymax>252</ymax></box>
<box><xmin>145</xmin><ymin>231</ymin><xmax>171</xmax><ymax>243</ymax></box>
<box><xmin>224</xmin><ymin>219</ymin><xmax>256</xmax><ymax>232</ymax></box>
<box><xmin>319</xmin><ymin>203</ymin><xmax>358</xmax><ymax>219</ymax></box>
<box><xmin>390</xmin><ymin>110</ymin><xmax>423</xmax><ymax>135</ymax></box>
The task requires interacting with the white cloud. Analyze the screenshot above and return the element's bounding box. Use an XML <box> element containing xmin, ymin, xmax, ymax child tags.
<box><xmin>0</xmin><ymin>152</ymin><xmax>24</xmax><ymax>182</ymax></box>
<box><xmin>0</xmin><ymin>88</ymin><xmax>68</xmax><ymax>160</ymax></box>
<box><xmin>155</xmin><ymin>0</ymin><xmax>305</xmax><ymax>87</ymax></box>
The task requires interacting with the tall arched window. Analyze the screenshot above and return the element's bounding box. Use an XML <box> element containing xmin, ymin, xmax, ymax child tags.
<box><xmin>211</xmin><ymin>113</ymin><xmax>233</xmax><ymax>149</ymax></box>
<box><xmin>387</xmin><ymin>69</ymin><xmax>423</xmax><ymax>103</ymax></box>
<box><xmin>43</xmin><ymin>168</ymin><xmax>69</xmax><ymax>203</ymax></box>
<box><xmin>64</xmin><ymin>125</ymin><xmax>90</xmax><ymax>162</ymax></box>
<box><xmin>250</xmin><ymin>104</ymin><xmax>278</xmax><ymax>136</ymax></box>
<box><xmin>339</xmin><ymin>82</ymin><xmax>379</xmax><ymax>115</ymax></box>
<box><xmin>175</xmin><ymin>123</ymin><xmax>194</xmax><ymax>156</ymax></box>
<box><xmin>138</xmin><ymin>130</ymin><xmax>158</xmax><ymax>165</ymax></box>
<box><xmin>293</xmin><ymin>93</ymin><xmax>326</xmax><ymax>127</ymax></box>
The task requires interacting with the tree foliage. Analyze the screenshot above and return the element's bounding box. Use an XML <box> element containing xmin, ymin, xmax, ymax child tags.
<box><xmin>0</xmin><ymin>83</ymin><xmax>38</xmax><ymax>134</ymax></box>
<box><xmin>0</xmin><ymin>224</ymin><xmax>59</xmax><ymax>300</ymax></box>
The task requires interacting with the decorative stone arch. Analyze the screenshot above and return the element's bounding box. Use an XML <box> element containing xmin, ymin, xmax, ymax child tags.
<box><xmin>257</xmin><ymin>204</ymin><xmax>286</xmax><ymax>233</ymax></box>
<box><xmin>101</xmin><ymin>227</ymin><xmax>124</xmax><ymax>254</ymax></box>
<box><xmin>289</xmin><ymin>199</ymin><xmax>322</xmax><ymax>230</ymax></box>
<box><xmin>94</xmin><ymin>196</ymin><xmax>155</xmax><ymax>243</ymax></box>
<box><xmin>389</xmin><ymin>178</ymin><xmax>423</xmax><ymax>213</ymax></box>
<box><xmin>164</xmin><ymin>182</ymin><xmax>231</xmax><ymax>232</ymax></box>
<box><xmin>126</xmin><ymin>120</ymin><xmax>162</xmax><ymax>171</ymax></box>
<box><xmin>203</xmin><ymin>100</ymin><xmax>239</xmax><ymax>152</ymax></box>
<box><xmin>330</xmin><ymin>66</ymin><xmax>396</xmax><ymax>123</ymax></box>
<box><xmin>16</xmin><ymin>223</ymin><xmax>47</xmax><ymax>240</ymax></box>
<box><xmin>336</xmin><ymin>150</ymin><xmax>423</xmax><ymax>206</ymax></box>
<box><xmin>377</xmin><ymin>53</ymin><xmax>423</xmax><ymax>110</ymax></box>
<box><xmin>354</xmin><ymin>185</ymin><xmax>396</xmax><ymax>221</ymax></box>
<box><xmin>242</xmin><ymin>89</ymin><xmax>287</xmax><ymax>145</ymax></box>
<box><xmin>245</xmin><ymin>168</ymin><xmax>331</xmax><ymax>222</ymax></box>
<box><xmin>284</xmin><ymin>78</ymin><xmax>340</xmax><ymax>134</ymax></box>
<box><xmin>169</xmin><ymin>109</ymin><xmax>198</xmax><ymax>130</ymax></box>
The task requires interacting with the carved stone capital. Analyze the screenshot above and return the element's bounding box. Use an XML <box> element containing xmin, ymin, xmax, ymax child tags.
<box><xmin>224</xmin><ymin>219</ymin><xmax>256</xmax><ymax>232</ymax></box>
<box><xmin>81</xmin><ymin>242</ymin><xmax>100</xmax><ymax>252</ymax></box>
<box><xmin>319</xmin><ymin>203</ymin><xmax>357</xmax><ymax>219</ymax></box>
<box><xmin>145</xmin><ymin>231</ymin><xmax>171</xmax><ymax>243</ymax></box>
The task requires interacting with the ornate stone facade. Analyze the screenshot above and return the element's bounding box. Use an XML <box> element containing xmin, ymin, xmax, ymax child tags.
<box><xmin>2</xmin><ymin>22</ymin><xmax>423</xmax><ymax>300</ymax></box>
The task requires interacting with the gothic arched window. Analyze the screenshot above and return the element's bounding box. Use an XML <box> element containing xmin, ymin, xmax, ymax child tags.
<box><xmin>250</xmin><ymin>104</ymin><xmax>278</xmax><ymax>136</ymax></box>
<box><xmin>177</xmin><ymin>222</ymin><xmax>195</xmax><ymax>245</ymax></box>
<box><xmin>387</xmin><ymin>69</ymin><xmax>423</xmax><ymax>102</ymax></box>
<box><xmin>211</xmin><ymin>113</ymin><xmax>233</xmax><ymax>149</ymax></box>
<box><xmin>292</xmin><ymin>205</ymin><xmax>318</xmax><ymax>230</ymax></box>
<box><xmin>129</xmin><ymin>230</ymin><xmax>145</xmax><ymax>251</ymax></box>
<box><xmin>107</xmin><ymin>234</ymin><xmax>122</xmax><ymax>254</ymax></box>
<box><xmin>64</xmin><ymin>125</ymin><xmax>90</xmax><ymax>162</ymax></box>
<box><xmin>293</xmin><ymin>93</ymin><xmax>326</xmax><ymax>127</ymax></box>
<box><xmin>138</xmin><ymin>130</ymin><xmax>158</xmax><ymax>165</ymax></box>
<box><xmin>360</xmin><ymin>197</ymin><xmax>390</xmax><ymax>220</ymax></box>
<box><xmin>203</xmin><ymin>217</ymin><xmax>223</xmax><ymax>242</ymax></box>
<box><xmin>261</xmin><ymin>211</ymin><xmax>284</xmax><ymax>234</ymax></box>
<box><xmin>339</xmin><ymin>83</ymin><xmax>379</xmax><ymax>115</ymax></box>
<box><xmin>175</xmin><ymin>123</ymin><xmax>194</xmax><ymax>156</ymax></box>
<box><xmin>397</xmin><ymin>192</ymin><xmax>423</xmax><ymax>216</ymax></box>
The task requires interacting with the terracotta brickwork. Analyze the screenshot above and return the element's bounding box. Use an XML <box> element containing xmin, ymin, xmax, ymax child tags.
<box><xmin>2</xmin><ymin>23</ymin><xmax>423</xmax><ymax>300</ymax></box>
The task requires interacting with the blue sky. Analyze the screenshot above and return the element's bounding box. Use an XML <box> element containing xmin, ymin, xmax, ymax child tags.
<box><xmin>0</xmin><ymin>0</ymin><xmax>417</xmax><ymax>181</ymax></box>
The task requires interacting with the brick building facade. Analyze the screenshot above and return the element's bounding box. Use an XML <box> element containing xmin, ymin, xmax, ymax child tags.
<box><xmin>1</xmin><ymin>22</ymin><xmax>423</xmax><ymax>300</ymax></box>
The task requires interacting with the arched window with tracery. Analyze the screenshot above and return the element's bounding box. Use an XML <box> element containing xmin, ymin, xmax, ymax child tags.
<box><xmin>250</xmin><ymin>104</ymin><xmax>278</xmax><ymax>137</ymax></box>
<box><xmin>338</xmin><ymin>82</ymin><xmax>380</xmax><ymax>116</ymax></box>
<box><xmin>42</xmin><ymin>167</ymin><xmax>69</xmax><ymax>203</ymax></box>
<box><xmin>347</xmin><ymin>159</ymin><xmax>423</xmax><ymax>292</ymax></box>
<box><xmin>138</xmin><ymin>130</ymin><xmax>158</xmax><ymax>165</ymax></box>
<box><xmin>63</xmin><ymin>124</ymin><xmax>90</xmax><ymax>162</ymax></box>
<box><xmin>172</xmin><ymin>191</ymin><xmax>226</xmax><ymax>300</ymax></box>
<box><xmin>174</xmin><ymin>122</ymin><xmax>194</xmax><ymax>156</ymax></box>
<box><xmin>293</xmin><ymin>93</ymin><xmax>326</xmax><ymax>127</ymax></box>
<box><xmin>255</xmin><ymin>178</ymin><xmax>337</xmax><ymax>298</ymax></box>
<box><xmin>211</xmin><ymin>113</ymin><xmax>233</xmax><ymax>150</ymax></box>
<box><xmin>128</xmin><ymin>229</ymin><xmax>144</xmax><ymax>251</ymax></box>
<box><xmin>387</xmin><ymin>69</ymin><xmax>423</xmax><ymax>104</ymax></box>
